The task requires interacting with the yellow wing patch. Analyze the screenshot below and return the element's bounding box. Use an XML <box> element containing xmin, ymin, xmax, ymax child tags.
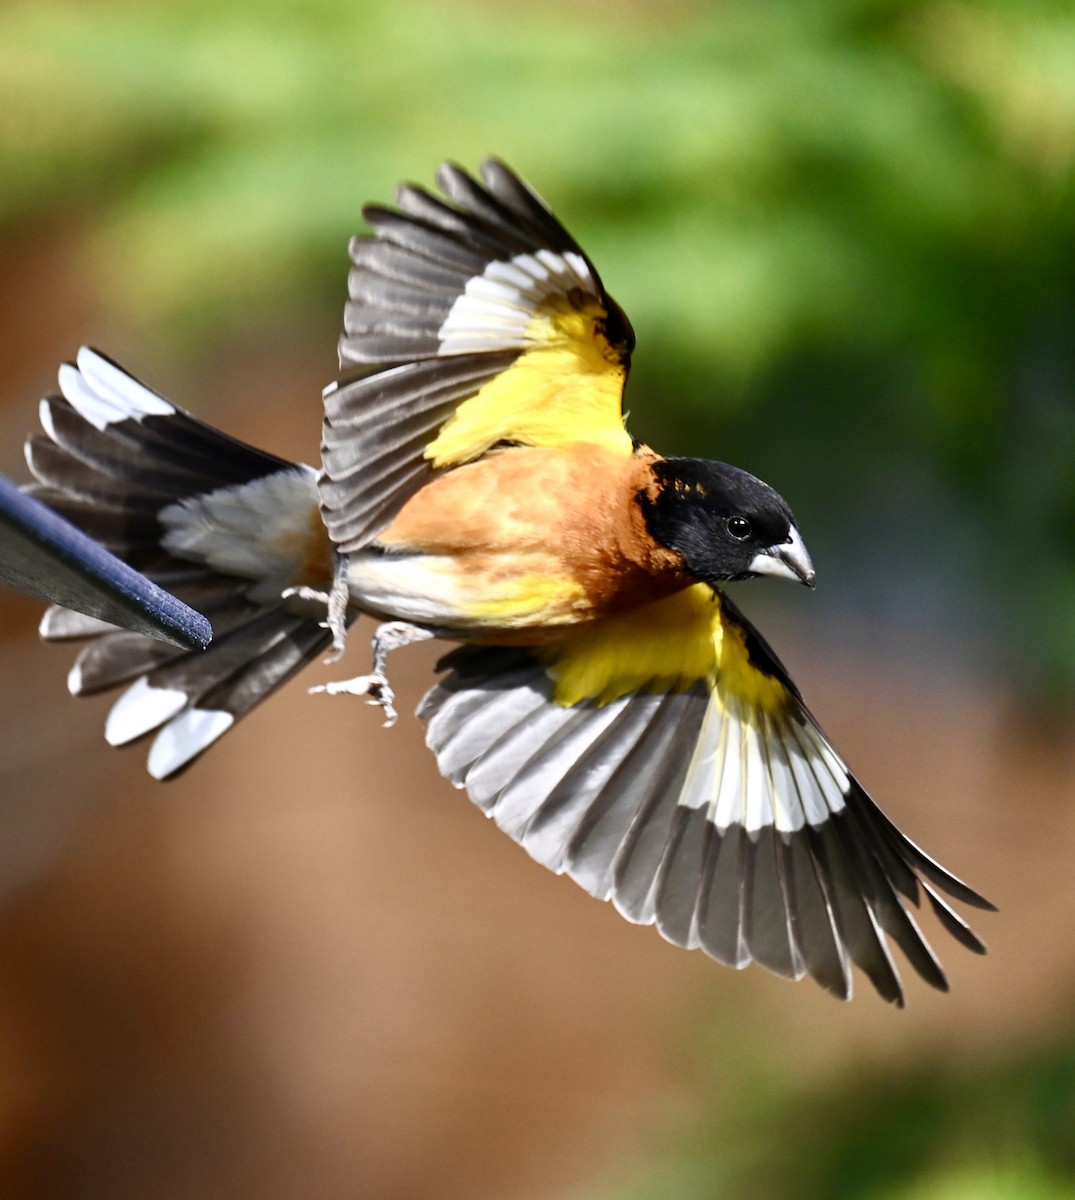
<box><xmin>424</xmin><ymin>294</ymin><xmax>632</xmax><ymax>469</ymax></box>
<box><xmin>542</xmin><ymin>583</ymin><xmax>790</xmax><ymax>715</ymax></box>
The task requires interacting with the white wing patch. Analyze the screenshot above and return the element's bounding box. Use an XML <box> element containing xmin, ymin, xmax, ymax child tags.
<box><xmin>100</xmin><ymin>676</ymin><xmax>235</xmax><ymax>779</ymax></box>
<box><xmin>57</xmin><ymin>347</ymin><xmax>174</xmax><ymax>431</ymax></box>
<box><xmin>160</xmin><ymin>466</ymin><xmax>321</xmax><ymax>604</ymax></box>
<box><xmin>147</xmin><ymin>709</ymin><xmax>234</xmax><ymax>781</ymax></box>
<box><xmin>436</xmin><ymin>249</ymin><xmax>595</xmax><ymax>355</ymax></box>
<box><xmin>678</xmin><ymin>693</ymin><xmax>849</xmax><ymax>834</ymax></box>
<box><xmin>105</xmin><ymin>677</ymin><xmax>187</xmax><ymax>745</ymax></box>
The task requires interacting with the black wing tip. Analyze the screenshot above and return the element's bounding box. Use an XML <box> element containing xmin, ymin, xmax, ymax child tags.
<box><xmin>435</xmin><ymin>159</ymin><xmax>477</xmax><ymax>190</ymax></box>
<box><xmin>821</xmin><ymin>976</ymin><xmax>853</xmax><ymax>1003</ymax></box>
<box><xmin>477</xmin><ymin>156</ymin><xmax>541</xmax><ymax>203</ymax></box>
<box><xmin>479</xmin><ymin>156</ymin><xmax>525</xmax><ymax>191</ymax></box>
<box><xmin>846</xmin><ymin>779</ymin><xmax>996</xmax><ymax>913</ymax></box>
<box><xmin>827</xmin><ymin>783</ymin><xmax>994</xmax><ymax>998</ymax></box>
<box><xmin>952</xmin><ymin>884</ymin><xmax>997</xmax><ymax>914</ymax></box>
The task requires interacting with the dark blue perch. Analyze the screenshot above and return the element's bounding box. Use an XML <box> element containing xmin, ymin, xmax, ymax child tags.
<box><xmin>0</xmin><ymin>474</ymin><xmax>211</xmax><ymax>652</ymax></box>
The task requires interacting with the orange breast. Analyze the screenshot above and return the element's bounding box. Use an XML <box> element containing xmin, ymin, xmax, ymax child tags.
<box><xmin>371</xmin><ymin>443</ymin><xmax>687</xmax><ymax>636</ymax></box>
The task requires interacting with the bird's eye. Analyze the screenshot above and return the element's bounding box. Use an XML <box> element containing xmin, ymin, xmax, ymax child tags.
<box><xmin>727</xmin><ymin>516</ymin><xmax>753</xmax><ymax>540</ymax></box>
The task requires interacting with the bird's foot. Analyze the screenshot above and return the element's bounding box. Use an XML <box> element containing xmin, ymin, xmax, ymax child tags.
<box><xmin>283</xmin><ymin>557</ymin><xmax>351</xmax><ymax>662</ymax></box>
<box><xmin>308</xmin><ymin>620</ymin><xmax>435</xmax><ymax>726</ymax></box>
<box><xmin>310</xmin><ymin>671</ymin><xmax>399</xmax><ymax>726</ymax></box>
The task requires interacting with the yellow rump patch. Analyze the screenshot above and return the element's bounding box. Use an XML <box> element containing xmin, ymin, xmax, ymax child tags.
<box><xmin>542</xmin><ymin>584</ymin><xmax>789</xmax><ymax>715</ymax></box>
<box><xmin>424</xmin><ymin>295</ymin><xmax>631</xmax><ymax>469</ymax></box>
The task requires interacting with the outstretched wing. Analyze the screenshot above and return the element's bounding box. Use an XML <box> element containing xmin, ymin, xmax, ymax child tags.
<box><xmin>419</xmin><ymin>586</ymin><xmax>993</xmax><ymax>1005</ymax></box>
<box><xmin>320</xmin><ymin>158</ymin><xmax>636</xmax><ymax>554</ymax></box>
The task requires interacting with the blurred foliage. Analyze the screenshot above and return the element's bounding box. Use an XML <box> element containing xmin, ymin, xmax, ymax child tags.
<box><xmin>614</xmin><ymin>1031</ymin><xmax>1075</xmax><ymax>1199</ymax></box>
<box><xmin>1</xmin><ymin>0</ymin><xmax>1074</xmax><ymax>692</ymax></box>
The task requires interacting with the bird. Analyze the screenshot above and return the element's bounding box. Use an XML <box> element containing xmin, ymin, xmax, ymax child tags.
<box><xmin>23</xmin><ymin>157</ymin><xmax>993</xmax><ymax>1005</ymax></box>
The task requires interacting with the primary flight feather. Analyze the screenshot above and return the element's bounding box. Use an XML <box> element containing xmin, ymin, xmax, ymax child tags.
<box><xmin>24</xmin><ymin>158</ymin><xmax>993</xmax><ymax>1004</ymax></box>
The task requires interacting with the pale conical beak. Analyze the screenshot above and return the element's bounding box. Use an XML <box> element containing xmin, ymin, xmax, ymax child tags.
<box><xmin>748</xmin><ymin>525</ymin><xmax>816</xmax><ymax>588</ymax></box>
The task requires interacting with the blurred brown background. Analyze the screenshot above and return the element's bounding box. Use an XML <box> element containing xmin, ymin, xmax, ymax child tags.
<box><xmin>1</xmin><ymin>2</ymin><xmax>1075</xmax><ymax>1198</ymax></box>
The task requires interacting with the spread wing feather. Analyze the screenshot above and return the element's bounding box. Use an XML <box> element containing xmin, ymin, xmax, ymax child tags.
<box><xmin>321</xmin><ymin>159</ymin><xmax>635</xmax><ymax>553</ymax></box>
<box><xmin>419</xmin><ymin>616</ymin><xmax>992</xmax><ymax>1006</ymax></box>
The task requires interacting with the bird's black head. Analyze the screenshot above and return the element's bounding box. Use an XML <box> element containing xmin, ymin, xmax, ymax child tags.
<box><xmin>639</xmin><ymin>457</ymin><xmax>815</xmax><ymax>588</ymax></box>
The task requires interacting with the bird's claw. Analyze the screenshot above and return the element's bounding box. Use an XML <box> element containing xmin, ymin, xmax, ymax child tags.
<box><xmin>308</xmin><ymin>620</ymin><xmax>434</xmax><ymax>727</ymax></box>
<box><xmin>309</xmin><ymin>672</ymin><xmax>398</xmax><ymax>727</ymax></box>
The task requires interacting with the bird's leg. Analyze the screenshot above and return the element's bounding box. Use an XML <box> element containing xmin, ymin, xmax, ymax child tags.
<box><xmin>282</xmin><ymin>553</ymin><xmax>351</xmax><ymax>662</ymax></box>
<box><xmin>308</xmin><ymin>620</ymin><xmax>435</xmax><ymax>727</ymax></box>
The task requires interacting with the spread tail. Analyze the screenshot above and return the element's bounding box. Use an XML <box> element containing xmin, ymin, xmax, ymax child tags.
<box><xmin>26</xmin><ymin>348</ymin><xmax>338</xmax><ymax>778</ymax></box>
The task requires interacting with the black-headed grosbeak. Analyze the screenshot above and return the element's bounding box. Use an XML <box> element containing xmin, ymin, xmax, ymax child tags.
<box><xmin>24</xmin><ymin>159</ymin><xmax>992</xmax><ymax>1005</ymax></box>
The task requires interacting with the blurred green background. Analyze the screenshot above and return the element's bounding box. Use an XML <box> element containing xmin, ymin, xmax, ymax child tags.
<box><xmin>0</xmin><ymin>1</ymin><xmax>1073</xmax><ymax>1197</ymax></box>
